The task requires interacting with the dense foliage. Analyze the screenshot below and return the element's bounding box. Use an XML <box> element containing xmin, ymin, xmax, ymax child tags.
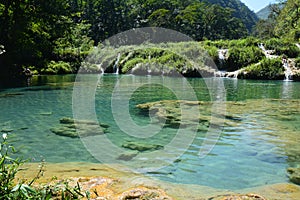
<box><xmin>0</xmin><ymin>0</ymin><xmax>299</xmax><ymax>79</ymax></box>
<box><xmin>0</xmin><ymin>134</ymin><xmax>89</xmax><ymax>199</ymax></box>
<box><xmin>243</xmin><ymin>58</ymin><xmax>284</xmax><ymax>80</ymax></box>
<box><xmin>0</xmin><ymin>0</ymin><xmax>256</xmax><ymax>78</ymax></box>
<box><xmin>254</xmin><ymin>0</ymin><xmax>300</xmax><ymax>41</ymax></box>
<box><xmin>206</xmin><ymin>0</ymin><xmax>258</xmax><ymax>32</ymax></box>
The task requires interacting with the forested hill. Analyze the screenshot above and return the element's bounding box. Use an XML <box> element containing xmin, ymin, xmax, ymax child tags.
<box><xmin>0</xmin><ymin>0</ymin><xmax>259</xmax><ymax>77</ymax></box>
<box><xmin>205</xmin><ymin>0</ymin><xmax>259</xmax><ymax>31</ymax></box>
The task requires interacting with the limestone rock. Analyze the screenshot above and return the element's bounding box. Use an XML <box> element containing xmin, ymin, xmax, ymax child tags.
<box><xmin>122</xmin><ymin>141</ymin><xmax>163</xmax><ymax>152</ymax></box>
<box><xmin>50</xmin><ymin>117</ymin><xmax>109</xmax><ymax>138</ymax></box>
<box><xmin>287</xmin><ymin>167</ymin><xmax>300</xmax><ymax>185</ymax></box>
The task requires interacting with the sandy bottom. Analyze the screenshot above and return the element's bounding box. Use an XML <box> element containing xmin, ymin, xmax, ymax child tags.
<box><xmin>16</xmin><ymin>162</ymin><xmax>300</xmax><ymax>200</ymax></box>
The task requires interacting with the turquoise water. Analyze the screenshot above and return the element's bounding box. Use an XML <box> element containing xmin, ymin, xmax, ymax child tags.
<box><xmin>0</xmin><ymin>75</ymin><xmax>300</xmax><ymax>190</ymax></box>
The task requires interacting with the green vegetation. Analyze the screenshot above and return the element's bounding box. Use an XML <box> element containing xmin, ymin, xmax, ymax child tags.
<box><xmin>0</xmin><ymin>0</ymin><xmax>257</xmax><ymax>78</ymax></box>
<box><xmin>0</xmin><ymin>134</ymin><xmax>89</xmax><ymax>199</ymax></box>
<box><xmin>243</xmin><ymin>58</ymin><xmax>284</xmax><ymax>80</ymax></box>
<box><xmin>254</xmin><ymin>0</ymin><xmax>300</xmax><ymax>41</ymax></box>
<box><xmin>0</xmin><ymin>0</ymin><xmax>299</xmax><ymax>80</ymax></box>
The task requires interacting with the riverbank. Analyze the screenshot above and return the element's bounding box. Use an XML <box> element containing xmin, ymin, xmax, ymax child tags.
<box><xmin>16</xmin><ymin>162</ymin><xmax>300</xmax><ymax>199</ymax></box>
<box><xmin>33</xmin><ymin>38</ymin><xmax>299</xmax><ymax>81</ymax></box>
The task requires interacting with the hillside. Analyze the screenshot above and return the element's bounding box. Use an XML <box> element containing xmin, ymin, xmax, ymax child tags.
<box><xmin>204</xmin><ymin>0</ymin><xmax>259</xmax><ymax>32</ymax></box>
<box><xmin>256</xmin><ymin>3</ymin><xmax>285</xmax><ymax>19</ymax></box>
<box><xmin>256</xmin><ymin>5</ymin><xmax>272</xmax><ymax>19</ymax></box>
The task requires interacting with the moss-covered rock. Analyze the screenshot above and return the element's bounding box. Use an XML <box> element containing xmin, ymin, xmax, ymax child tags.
<box><xmin>0</xmin><ymin>128</ymin><xmax>14</xmax><ymax>133</ymax></box>
<box><xmin>50</xmin><ymin>117</ymin><xmax>109</xmax><ymax>138</ymax></box>
<box><xmin>117</xmin><ymin>151</ymin><xmax>139</xmax><ymax>161</ymax></box>
<box><xmin>122</xmin><ymin>141</ymin><xmax>163</xmax><ymax>152</ymax></box>
<box><xmin>136</xmin><ymin>100</ymin><xmax>241</xmax><ymax>130</ymax></box>
<box><xmin>287</xmin><ymin>168</ymin><xmax>300</xmax><ymax>185</ymax></box>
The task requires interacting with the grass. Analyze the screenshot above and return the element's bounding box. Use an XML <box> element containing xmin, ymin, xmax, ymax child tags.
<box><xmin>0</xmin><ymin>133</ymin><xmax>89</xmax><ymax>200</ymax></box>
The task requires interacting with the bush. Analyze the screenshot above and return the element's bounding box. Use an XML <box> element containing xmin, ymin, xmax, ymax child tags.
<box><xmin>42</xmin><ymin>61</ymin><xmax>73</xmax><ymax>74</ymax></box>
<box><xmin>264</xmin><ymin>38</ymin><xmax>300</xmax><ymax>58</ymax></box>
<box><xmin>243</xmin><ymin>58</ymin><xmax>284</xmax><ymax>80</ymax></box>
<box><xmin>0</xmin><ymin>134</ymin><xmax>88</xmax><ymax>199</ymax></box>
<box><xmin>226</xmin><ymin>46</ymin><xmax>264</xmax><ymax>71</ymax></box>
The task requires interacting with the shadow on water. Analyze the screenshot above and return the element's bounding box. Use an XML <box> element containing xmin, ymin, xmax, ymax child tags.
<box><xmin>0</xmin><ymin>75</ymin><xmax>77</xmax><ymax>90</ymax></box>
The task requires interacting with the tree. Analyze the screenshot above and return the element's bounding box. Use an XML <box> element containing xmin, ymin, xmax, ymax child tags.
<box><xmin>275</xmin><ymin>0</ymin><xmax>300</xmax><ymax>40</ymax></box>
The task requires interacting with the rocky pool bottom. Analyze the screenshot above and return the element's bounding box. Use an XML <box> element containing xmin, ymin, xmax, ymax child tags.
<box><xmin>13</xmin><ymin>98</ymin><xmax>300</xmax><ymax>199</ymax></box>
<box><xmin>1</xmin><ymin>75</ymin><xmax>300</xmax><ymax>198</ymax></box>
<box><xmin>16</xmin><ymin>162</ymin><xmax>300</xmax><ymax>200</ymax></box>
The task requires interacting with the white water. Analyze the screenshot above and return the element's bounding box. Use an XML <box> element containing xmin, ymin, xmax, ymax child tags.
<box><xmin>283</xmin><ymin>61</ymin><xmax>293</xmax><ymax>81</ymax></box>
<box><xmin>114</xmin><ymin>53</ymin><xmax>121</xmax><ymax>74</ymax></box>
<box><xmin>147</xmin><ymin>55</ymin><xmax>152</xmax><ymax>75</ymax></box>
<box><xmin>258</xmin><ymin>43</ymin><xmax>266</xmax><ymax>52</ymax></box>
<box><xmin>218</xmin><ymin>50</ymin><xmax>225</xmax><ymax>60</ymax></box>
<box><xmin>96</xmin><ymin>64</ymin><xmax>104</xmax><ymax>75</ymax></box>
<box><xmin>214</xmin><ymin>71</ymin><xmax>226</xmax><ymax>77</ymax></box>
<box><xmin>0</xmin><ymin>45</ymin><xmax>5</xmax><ymax>55</ymax></box>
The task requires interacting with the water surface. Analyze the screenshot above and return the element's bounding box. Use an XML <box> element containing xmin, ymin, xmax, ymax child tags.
<box><xmin>0</xmin><ymin>75</ymin><xmax>299</xmax><ymax>190</ymax></box>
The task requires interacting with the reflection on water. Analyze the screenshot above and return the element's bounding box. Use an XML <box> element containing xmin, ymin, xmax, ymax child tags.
<box><xmin>0</xmin><ymin>75</ymin><xmax>300</xmax><ymax>190</ymax></box>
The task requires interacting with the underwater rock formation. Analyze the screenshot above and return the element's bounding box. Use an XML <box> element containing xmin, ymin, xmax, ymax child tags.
<box><xmin>50</xmin><ymin>117</ymin><xmax>109</xmax><ymax>138</ymax></box>
<box><xmin>122</xmin><ymin>141</ymin><xmax>163</xmax><ymax>152</ymax></box>
<box><xmin>288</xmin><ymin>168</ymin><xmax>300</xmax><ymax>185</ymax></box>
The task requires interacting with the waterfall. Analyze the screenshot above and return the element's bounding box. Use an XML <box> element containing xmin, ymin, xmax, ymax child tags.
<box><xmin>296</xmin><ymin>43</ymin><xmax>300</xmax><ymax>49</ymax></box>
<box><xmin>147</xmin><ymin>55</ymin><xmax>151</xmax><ymax>75</ymax></box>
<box><xmin>96</xmin><ymin>64</ymin><xmax>104</xmax><ymax>75</ymax></box>
<box><xmin>0</xmin><ymin>45</ymin><xmax>5</xmax><ymax>55</ymax></box>
<box><xmin>218</xmin><ymin>50</ymin><xmax>225</xmax><ymax>60</ymax></box>
<box><xmin>283</xmin><ymin>60</ymin><xmax>293</xmax><ymax>81</ymax></box>
<box><xmin>258</xmin><ymin>43</ymin><xmax>266</xmax><ymax>52</ymax></box>
<box><xmin>214</xmin><ymin>71</ymin><xmax>226</xmax><ymax>77</ymax></box>
<box><xmin>114</xmin><ymin>53</ymin><xmax>121</xmax><ymax>74</ymax></box>
<box><xmin>218</xmin><ymin>49</ymin><xmax>227</xmax><ymax>66</ymax></box>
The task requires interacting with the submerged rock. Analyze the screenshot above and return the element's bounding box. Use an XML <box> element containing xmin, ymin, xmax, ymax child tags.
<box><xmin>122</xmin><ymin>141</ymin><xmax>163</xmax><ymax>152</ymax></box>
<box><xmin>136</xmin><ymin>100</ymin><xmax>241</xmax><ymax>129</ymax></box>
<box><xmin>39</xmin><ymin>112</ymin><xmax>53</xmax><ymax>116</ymax></box>
<box><xmin>50</xmin><ymin>117</ymin><xmax>109</xmax><ymax>138</ymax></box>
<box><xmin>209</xmin><ymin>193</ymin><xmax>266</xmax><ymax>200</ymax></box>
<box><xmin>0</xmin><ymin>93</ymin><xmax>24</xmax><ymax>98</ymax></box>
<box><xmin>287</xmin><ymin>168</ymin><xmax>300</xmax><ymax>185</ymax></box>
<box><xmin>0</xmin><ymin>128</ymin><xmax>13</xmax><ymax>133</ymax></box>
<box><xmin>117</xmin><ymin>151</ymin><xmax>139</xmax><ymax>161</ymax></box>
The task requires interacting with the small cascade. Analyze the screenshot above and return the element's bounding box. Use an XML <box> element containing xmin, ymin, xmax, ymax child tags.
<box><xmin>283</xmin><ymin>59</ymin><xmax>293</xmax><ymax>81</ymax></box>
<box><xmin>296</xmin><ymin>43</ymin><xmax>300</xmax><ymax>49</ymax></box>
<box><xmin>113</xmin><ymin>53</ymin><xmax>121</xmax><ymax>74</ymax></box>
<box><xmin>217</xmin><ymin>49</ymin><xmax>227</xmax><ymax>68</ymax></box>
<box><xmin>214</xmin><ymin>71</ymin><xmax>226</xmax><ymax>77</ymax></box>
<box><xmin>0</xmin><ymin>45</ymin><xmax>5</xmax><ymax>55</ymax></box>
<box><xmin>233</xmin><ymin>71</ymin><xmax>239</xmax><ymax>79</ymax></box>
<box><xmin>224</xmin><ymin>69</ymin><xmax>242</xmax><ymax>79</ymax></box>
<box><xmin>218</xmin><ymin>50</ymin><xmax>225</xmax><ymax>60</ymax></box>
<box><xmin>96</xmin><ymin>64</ymin><xmax>104</xmax><ymax>75</ymax></box>
<box><xmin>258</xmin><ymin>43</ymin><xmax>266</xmax><ymax>52</ymax></box>
<box><xmin>147</xmin><ymin>55</ymin><xmax>151</xmax><ymax>75</ymax></box>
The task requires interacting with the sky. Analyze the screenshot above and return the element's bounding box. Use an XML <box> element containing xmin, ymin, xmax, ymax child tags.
<box><xmin>240</xmin><ymin>0</ymin><xmax>277</xmax><ymax>12</ymax></box>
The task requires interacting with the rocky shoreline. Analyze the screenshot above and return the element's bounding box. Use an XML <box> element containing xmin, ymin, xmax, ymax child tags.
<box><xmin>16</xmin><ymin>162</ymin><xmax>300</xmax><ymax>200</ymax></box>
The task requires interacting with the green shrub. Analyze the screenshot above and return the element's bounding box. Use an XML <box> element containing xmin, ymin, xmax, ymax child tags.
<box><xmin>264</xmin><ymin>38</ymin><xmax>300</xmax><ymax>58</ymax></box>
<box><xmin>0</xmin><ymin>133</ymin><xmax>24</xmax><ymax>199</ymax></box>
<box><xmin>243</xmin><ymin>58</ymin><xmax>284</xmax><ymax>79</ymax></box>
<box><xmin>226</xmin><ymin>46</ymin><xmax>264</xmax><ymax>71</ymax></box>
<box><xmin>0</xmin><ymin>134</ymin><xmax>88</xmax><ymax>199</ymax></box>
<box><xmin>42</xmin><ymin>61</ymin><xmax>73</xmax><ymax>74</ymax></box>
<box><xmin>122</xmin><ymin>57</ymin><xmax>145</xmax><ymax>73</ymax></box>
